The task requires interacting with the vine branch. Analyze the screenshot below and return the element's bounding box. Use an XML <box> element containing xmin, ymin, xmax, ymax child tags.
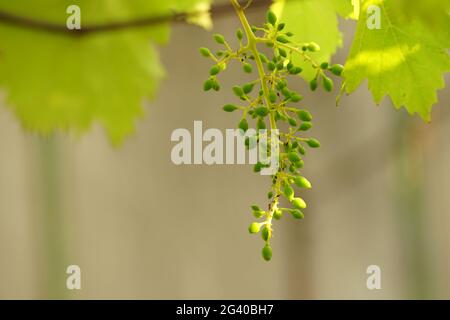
<box><xmin>0</xmin><ymin>0</ymin><xmax>271</xmax><ymax>37</ymax></box>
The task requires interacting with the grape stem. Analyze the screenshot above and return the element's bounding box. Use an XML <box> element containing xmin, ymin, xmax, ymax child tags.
<box><xmin>231</xmin><ymin>0</ymin><xmax>280</xmax><ymax>237</ymax></box>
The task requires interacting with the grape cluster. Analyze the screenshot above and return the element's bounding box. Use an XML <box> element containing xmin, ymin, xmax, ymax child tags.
<box><xmin>200</xmin><ymin>2</ymin><xmax>343</xmax><ymax>261</ymax></box>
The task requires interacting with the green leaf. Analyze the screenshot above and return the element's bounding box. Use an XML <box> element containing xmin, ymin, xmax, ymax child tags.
<box><xmin>271</xmin><ymin>0</ymin><xmax>346</xmax><ymax>80</ymax></box>
<box><xmin>343</xmin><ymin>0</ymin><xmax>450</xmax><ymax>121</ymax></box>
<box><xmin>0</xmin><ymin>0</ymin><xmax>210</xmax><ymax>144</ymax></box>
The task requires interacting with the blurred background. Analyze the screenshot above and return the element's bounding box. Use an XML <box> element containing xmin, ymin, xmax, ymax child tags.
<box><xmin>0</xmin><ymin>3</ymin><xmax>449</xmax><ymax>299</ymax></box>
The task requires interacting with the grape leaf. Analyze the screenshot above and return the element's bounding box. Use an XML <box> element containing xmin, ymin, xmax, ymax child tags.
<box><xmin>343</xmin><ymin>0</ymin><xmax>450</xmax><ymax>121</ymax></box>
<box><xmin>271</xmin><ymin>0</ymin><xmax>352</xmax><ymax>80</ymax></box>
<box><xmin>0</xmin><ymin>0</ymin><xmax>209</xmax><ymax>144</ymax></box>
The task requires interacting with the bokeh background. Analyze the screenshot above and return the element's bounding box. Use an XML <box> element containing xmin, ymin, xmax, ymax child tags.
<box><xmin>0</xmin><ymin>3</ymin><xmax>449</xmax><ymax>299</ymax></box>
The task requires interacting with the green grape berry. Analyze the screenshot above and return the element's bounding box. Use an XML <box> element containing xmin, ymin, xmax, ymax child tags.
<box><xmin>239</xmin><ymin>118</ymin><xmax>249</xmax><ymax>132</ymax></box>
<box><xmin>307</xmin><ymin>42</ymin><xmax>320</xmax><ymax>52</ymax></box>
<box><xmin>291</xmin><ymin>209</ymin><xmax>304</xmax><ymax>219</ymax></box>
<box><xmin>273</xmin><ymin>209</ymin><xmax>282</xmax><ymax>220</ymax></box>
<box><xmin>232</xmin><ymin>86</ymin><xmax>245</xmax><ymax>97</ymax></box>
<box><xmin>249</xmin><ymin>222</ymin><xmax>261</xmax><ymax>234</ymax></box>
<box><xmin>294</xmin><ymin>176</ymin><xmax>312</xmax><ymax>189</ymax></box>
<box><xmin>262</xmin><ymin>244</ymin><xmax>273</xmax><ymax>261</ymax></box>
<box><xmin>267</xmin><ymin>10</ymin><xmax>277</xmax><ymax>26</ymax></box>
<box><xmin>210</xmin><ymin>65</ymin><xmax>220</xmax><ymax>76</ymax></box>
<box><xmin>257</xmin><ymin>118</ymin><xmax>266</xmax><ymax>130</ymax></box>
<box><xmin>283</xmin><ymin>184</ymin><xmax>295</xmax><ymax>201</ymax></box>
<box><xmin>330</xmin><ymin>64</ymin><xmax>344</xmax><ymax>76</ymax></box>
<box><xmin>255</xmin><ymin>106</ymin><xmax>269</xmax><ymax>117</ymax></box>
<box><xmin>243</xmin><ymin>63</ymin><xmax>253</xmax><ymax>73</ymax></box>
<box><xmin>291</xmin><ymin>197</ymin><xmax>307</xmax><ymax>209</ymax></box>
<box><xmin>322</xmin><ymin>76</ymin><xmax>334</xmax><ymax>92</ymax></box>
<box><xmin>261</xmin><ymin>227</ymin><xmax>271</xmax><ymax>241</ymax></box>
<box><xmin>236</xmin><ymin>28</ymin><xmax>243</xmax><ymax>41</ymax></box>
<box><xmin>288</xmin><ymin>152</ymin><xmax>301</xmax><ymax>163</ymax></box>
<box><xmin>203</xmin><ymin>79</ymin><xmax>214</xmax><ymax>91</ymax></box>
<box><xmin>310</xmin><ymin>78</ymin><xmax>318</xmax><ymax>91</ymax></box>
<box><xmin>307</xmin><ymin>138</ymin><xmax>321</xmax><ymax>148</ymax></box>
<box><xmin>276</xmin><ymin>36</ymin><xmax>289</xmax><ymax>44</ymax></box>
<box><xmin>223</xmin><ymin>104</ymin><xmax>238</xmax><ymax>112</ymax></box>
<box><xmin>299</xmin><ymin>122</ymin><xmax>312</xmax><ymax>131</ymax></box>
<box><xmin>297</xmin><ymin>110</ymin><xmax>312</xmax><ymax>122</ymax></box>
<box><xmin>199</xmin><ymin>47</ymin><xmax>211</xmax><ymax>57</ymax></box>
<box><xmin>320</xmin><ymin>62</ymin><xmax>329</xmax><ymax>69</ymax></box>
<box><xmin>213</xmin><ymin>34</ymin><xmax>225</xmax><ymax>44</ymax></box>
<box><xmin>243</xmin><ymin>83</ymin><xmax>254</xmax><ymax>94</ymax></box>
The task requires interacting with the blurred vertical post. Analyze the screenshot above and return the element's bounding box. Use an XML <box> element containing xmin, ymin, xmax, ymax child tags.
<box><xmin>393</xmin><ymin>116</ymin><xmax>433</xmax><ymax>299</ymax></box>
<box><xmin>36</xmin><ymin>136</ymin><xmax>67</xmax><ymax>299</ymax></box>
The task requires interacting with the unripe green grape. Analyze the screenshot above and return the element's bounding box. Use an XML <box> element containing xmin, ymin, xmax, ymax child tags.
<box><xmin>291</xmin><ymin>209</ymin><xmax>304</xmax><ymax>219</ymax></box>
<box><xmin>251</xmin><ymin>205</ymin><xmax>261</xmax><ymax>211</ymax></box>
<box><xmin>278</xmin><ymin>48</ymin><xmax>287</xmax><ymax>58</ymax></box>
<box><xmin>310</xmin><ymin>78</ymin><xmax>318</xmax><ymax>91</ymax></box>
<box><xmin>295</xmin><ymin>159</ymin><xmax>305</xmax><ymax>168</ymax></box>
<box><xmin>199</xmin><ymin>47</ymin><xmax>211</xmax><ymax>57</ymax></box>
<box><xmin>281</xmin><ymin>88</ymin><xmax>291</xmax><ymax>98</ymax></box>
<box><xmin>287</xmin><ymin>152</ymin><xmax>301</xmax><ymax>163</ymax></box>
<box><xmin>255</xmin><ymin>106</ymin><xmax>269</xmax><ymax>117</ymax></box>
<box><xmin>291</xmin><ymin>197</ymin><xmax>307</xmax><ymax>209</ymax></box>
<box><xmin>307</xmin><ymin>138</ymin><xmax>320</xmax><ymax>148</ymax></box>
<box><xmin>283</xmin><ymin>184</ymin><xmax>294</xmax><ymax>201</ymax></box>
<box><xmin>248</xmin><ymin>222</ymin><xmax>261</xmax><ymax>234</ymax></box>
<box><xmin>236</xmin><ymin>28</ymin><xmax>243</xmax><ymax>41</ymax></box>
<box><xmin>257</xmin><ymin>118</ymin><xmax>266</xmax><ymax>130</ymax></box>
<box><xmin>277</xmin><ymin>23</ymin><xmax>285</xmax><ymax>31</ymax></box>
<box><xmin>262</xmin><ymin>244</ymin><xmax>273</xmax><ymax>261</ymax></box>
<box><xmin>259</xmin><ymin>53</ymin><xmax>269</xmax><ymax>63</ymax></box>
<box><xmin>322</xmin><ymin>76</ymin><xmax>333</xmax><ymax>92</ymax></box>
<box><xmin>285</xmin><ymin>31</ymin><xmax>294</xmax><ymax>37</ymax></box>
<box><xmin>276</xmin><ymin>80</ymin><xmax>286</xmax><ymax>90</ymax></box>
<box><xmin>273</xmin><ymin>209</ymin><xmax>282</xmax><ymax>220</ymax></box>
<box><xmin>243</xmin><ymin>63</ymin><xmax>253</xmax><ymax>73</ymax></box>
<box><xmin>267</xmin><ymin>62</ymin><xmax>276</xmax><ymax>71</ymax></box>
<box><xmin>210</xmin><ymin>65</ymin><xmax>220</xmax><ymax>76</ymax></box>
<box><xmin>276</xmin><ymin>36</ymin><xmax>289</xmax><ymax>44</ymax></box>
<box><xmin>212</xmin><ymin>79</ymin><xmax>220</xmax><ymax>91</ymax></box>
<box><xmin>213</xmin><ymin>34</ymin><xmax>225</xmax><ymax>44</ymax></box>
<box><xmin>261</xmin><ymin>227</ymin><xmax>271</xmax><ymax>241</ymax></box>
<box><xmin>288</xmin><ymin>117</ymin><xmax>297</xmax><ymax>127</ymax></box>
<box><xmin>223</xmin><ymin>104</ymin><xmax>238</xmax><ymax>112</ymax></box>
<box><xmin>289</xmin><ymin>67</ymin><xmax>302</xmax><ymax>75</ymax></box>
<box><xmin>298</xmin><ymin>144</ymin><xmax>306</xmax><ymax>155</ymax></box>
<box><xmin>232</xmin><ymin>86</ymin><xmax>244</xmax><ymax>97</ymax></box>
<box><xmin>294</xmin><ymin>176</ymin><xmax>312</xmax><ymax>189</ymax></box>
<box><xmin>297</xmin><ymin>110</ymin><xmax>312</xmax><ymax>122</ymax></box>
<box><xmin>307</xmin><ymin>42</ymin><xmax>320</xmax><ymax>52</ymax></box>
<box><xmin>267</xmin><ymin>191</ymin><xmax>273</xmax><ymax>199</ymax></box>
<box><xmin>238</xmin><ymin>118</ymin><xmax>249</xmax><ymax>132</ymax></box>
<box><xmin>243</xmin><ymin>83</ymin><xmax>254</xmax><ymax>94</ymax></box>
<box><xmin>276</xmin><ymin>62</ymin><xmax>284</xmax><ymax>70</ymax></box>
<box><xmin>253</xmin><ymin>162</ymin><xmax>262</xmax><ymax>173</ymax></box>
<box><xmin>267</xmin><ymin>10</ymin><xmax>277</xmax><ymax>26</ymax></box>
<box><xmin>253</xmin><ymin>210</ymin><xmax>265</xmax><ymax>218</ymax></box>
<box><xmin>269</xmin><ymin>91</ymin><xmax>277</xmax><ymax>103</ymax></box>
<box><xmin>286</xmin><ymin>62</ymin><xmax>294</xmax><ymax>71</ymax></box>
<box><xmin>330</xmin><ymin>64</ymin><xmax>344</xmax><ymax>76</ymax></box>
<box><xmin>320</xmin><ymin>62</ymin><xmax>329</xmax><ymax>69</ymax></box>
<box><xmin>290</xmin><ymin>93</ymin><xmax>303</xmax><ymax>102</ymax></box>
<box><xmin>203</xmin><ymin>79</ymin><xmax>214</xmax><ymax>91</ymax></box>
<box><xmin>299</xmin><ymin>122</ymin><xmax>312</xmax><ymax>131</ymax></box>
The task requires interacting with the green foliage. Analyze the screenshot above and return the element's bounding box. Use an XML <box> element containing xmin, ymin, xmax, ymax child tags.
<box><xmin>201</xmin><ymin>1</ymin><xmax>342</xmax><ymax>260</ymax></box>
<box><xmin>343</xmin><ymin>0</ymin><xmax>450</xmax><ymax>121</ymax></box>
<box><xmin>0</xmin><ymin>0</ymin><xmax>210</xmax><ymax>144</ymax></box>
<box><xmin>271</xmin><ymin>0</ymin><xmax>347</xmax><ymax>80</ymax></box>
